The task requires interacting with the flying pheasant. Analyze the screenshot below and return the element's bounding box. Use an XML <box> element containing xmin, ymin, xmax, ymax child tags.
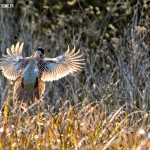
<box><xmin>0</xmin><ymin>42</ymin><xmax>84</xmax><ymax>103</ymax></box>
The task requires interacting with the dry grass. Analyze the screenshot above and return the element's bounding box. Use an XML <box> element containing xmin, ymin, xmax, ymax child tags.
<box><xmin>0</xmin><ymin>97</ymin><xmax>149</xmax><ymax>150</ymax></box>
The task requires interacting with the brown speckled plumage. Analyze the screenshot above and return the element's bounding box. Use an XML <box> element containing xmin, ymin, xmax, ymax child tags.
<box><xmin>0</xmin><ymin>42</ymin><xmax>84</xmax><ymax>103</ymax></box>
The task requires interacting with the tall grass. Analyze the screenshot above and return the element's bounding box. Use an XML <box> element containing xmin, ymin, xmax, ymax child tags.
<box><xmin>0</xmin><ymin>100</ymin><xmax>149</xmax><ymax>149</ymax></box>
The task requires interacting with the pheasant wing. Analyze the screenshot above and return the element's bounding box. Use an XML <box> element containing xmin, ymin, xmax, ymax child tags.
<box><xmin>41</xmin><ymin>46</ymin><xmax>84</xmax><ymax>82</ymax></box>
<box><xmin>0</xmin><ymin>42</ymin><xmax>29</xmax><ymax>80</ymax></box>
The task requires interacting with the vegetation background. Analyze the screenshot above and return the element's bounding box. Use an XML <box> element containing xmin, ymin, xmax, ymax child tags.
<box><xmin>0</xmin><ymin>0</ymin><xmax>149</xmax><ymax>149</ymax></box>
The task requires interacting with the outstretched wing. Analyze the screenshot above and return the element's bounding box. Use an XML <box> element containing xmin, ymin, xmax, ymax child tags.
<box><xmin>0</xmin><ymin>42</ymin><xmax>29</xmax><ymax>80</ymax></box>
<box><xmin>41</xmin><ymin>46</ymin><xmax>84</xmax><ymax>81</ymax></box>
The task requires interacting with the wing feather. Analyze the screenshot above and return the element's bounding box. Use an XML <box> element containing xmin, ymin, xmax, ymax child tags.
<box><xmin>15</xmin><ymin>42</ymin><xmax>20</xmax><ymax>54</ymax></box>
<box><xmin>41</xmin><ymin>46</ymin><xmax>84</xmax><ymax>82</ymax></box>
<box><xmin>0</xmin><ymin>42</ymin><xmax>28</xmax><ymax>80</ymax></box>
<box><xmin>19</xmin><ymin>43</ymin><xmax>24</xmax><ymax>54</ymax></box>
<box><xmin>6</xmin><ymin>48</ymin><xmax>13</xmax><ymax>56</ymax></box>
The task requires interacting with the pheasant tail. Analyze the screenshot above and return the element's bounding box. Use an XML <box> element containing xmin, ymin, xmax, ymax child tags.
<box><xmin>14</xmin><ymin>78</ymin><xmax>45</xmax><ymax>104</ymax></box>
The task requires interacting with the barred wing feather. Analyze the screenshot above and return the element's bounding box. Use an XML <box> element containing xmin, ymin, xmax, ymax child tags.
<box><xmin>41</xmin><ymin>46</ymin><xmax>84</xmax><ymax>81</ymax></box>
<box><xmin>0</xmin><ymin>42</ymin><xmax>28</xmax><ymax>80</ymax></box>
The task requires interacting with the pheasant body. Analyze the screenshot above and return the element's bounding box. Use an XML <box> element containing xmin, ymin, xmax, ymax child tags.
<box><xmin>0</xmin><ymin>42</ymin><xmax>84</xmax><ymax>103</ymax></box>
<box><xmin>22</xmin><ymin>60</ymin><xmax>39</xmax><ymax>90</ymax></box>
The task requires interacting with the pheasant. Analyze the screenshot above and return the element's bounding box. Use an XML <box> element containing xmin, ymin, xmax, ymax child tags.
<box><xmin>0</xmin><ymin>42</ymin><xmax>84</xmax><ymax>103</ymax></box>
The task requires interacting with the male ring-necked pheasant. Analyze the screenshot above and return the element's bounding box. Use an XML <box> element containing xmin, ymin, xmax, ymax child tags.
<box><xmin>0</xmin><ymin>42</ymin><xmax>84</xmax><ymax>103</ymax></box>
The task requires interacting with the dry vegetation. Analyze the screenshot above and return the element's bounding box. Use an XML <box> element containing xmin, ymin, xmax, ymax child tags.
<box><xmin>0</xmin><ymin>101</ymin><xmax>149</xmax><ymax>149</ymax></box>
<box><xmin>0</xmin><ymin>0</ymin><xmax>150</xmax><ymax>149</ymax></box>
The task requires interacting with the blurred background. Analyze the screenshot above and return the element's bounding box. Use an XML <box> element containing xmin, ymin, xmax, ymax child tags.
<box><xmin>0</xmin><ymin>0</ymin><xmax>149</xmax><ymax>112</ymax></box>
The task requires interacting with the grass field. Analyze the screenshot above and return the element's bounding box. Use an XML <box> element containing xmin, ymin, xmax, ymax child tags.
<box><xmin>0</xmin><ymin>98</ymin><xmax>149</xmax><ymax>149</ymax></box>
<box><xmin>0</xmin><ymin>0</ymin><xmax>149</xmax><ymax>149</ymax></box>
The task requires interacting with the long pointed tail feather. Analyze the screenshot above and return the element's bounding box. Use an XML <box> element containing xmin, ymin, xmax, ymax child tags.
<box><xmin>14</xmin><ymin>78</ymin><xmax>45</xmax><ymax>104</ymax></box>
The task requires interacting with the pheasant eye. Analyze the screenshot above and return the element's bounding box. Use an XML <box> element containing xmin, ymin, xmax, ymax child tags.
<box><xmin>38</xmin><ymin>48</ymin><xmax>44</xmax><ymax>55</ymax></box>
